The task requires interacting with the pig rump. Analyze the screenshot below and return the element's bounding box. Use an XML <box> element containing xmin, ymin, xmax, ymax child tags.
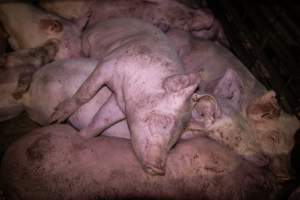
<box><xmin>1</xmin><ymin>125</ymin><xmax>276</xmax><ymax>200</ymax></box>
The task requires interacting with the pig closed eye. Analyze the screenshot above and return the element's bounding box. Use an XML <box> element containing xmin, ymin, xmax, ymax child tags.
<box><xmin>147</xmin><ymin>113</ymin><xmax>175</xmax><ymax>136</ymax></box>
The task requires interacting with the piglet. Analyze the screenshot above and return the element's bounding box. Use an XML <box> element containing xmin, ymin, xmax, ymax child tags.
<box><xmin>0</xmin><ymin>39</ymin><xmax>58</xmax><ymax>121</ymax></box>
<box><xmin>51</xmin><ymin>19</ymin><xmax>200</xmax><ymax>175</ymax></box>
<box><xmin>1</xmin><ymin>124</ymin><xmax>277</xmax><ymax>200</ymax></box>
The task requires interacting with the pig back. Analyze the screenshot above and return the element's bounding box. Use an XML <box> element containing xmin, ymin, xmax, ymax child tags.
<box><xmin>1</xmin><ymin>124</ymin><xmax>277</xmax><ymax>200</ymax></box>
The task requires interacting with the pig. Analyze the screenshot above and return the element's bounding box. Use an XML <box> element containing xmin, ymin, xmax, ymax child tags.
<box><xmin>39</xmin><ymin>0</ymin><xmax>228</xmax><ymax>45</ymax></box>
<box><xmin>22</xmin><ymin>58</ymin><xmax>110</xmax><ymax>126</ymax></box>
<box><xmin>246</xmin><ymin>91</ymin><xmax>299</xmax><ymax>181</ymax></box>
<box><xmin>38</xmin><ymin>0</ymin><xmax>93</xmax><ymax>23</ymax></box>
<box><xmin>0</xmin><ymin>2</ymin><xmax>82</xmax><ymax>60</ymax></box>
<box><xmin>22</xmin><ymin>58</ymin><xmax>268</xmax><ymax>170</ymax></box>
<box><xmin>0</xmin><ymin>39</ymin><xmax>58</xmax><ymax>122</ymax></box>
<box><xmin>166</xmin><ymin>29</ymin><xmax>267</xmax><ymax>113</ymax></box>
<box><xmin>166</xmin><ymin>29</ymin><xmax>300</xmax><ymax>180</ymax></box>
<box><xmin>50</xmin><ymin>19</ymin><xmax>200</xmax><ymax>175</ymax></box>
<box><xmin>0</xmin><ymin>124</ymin><xmax>277</xmax><ymax>200</ymax></box>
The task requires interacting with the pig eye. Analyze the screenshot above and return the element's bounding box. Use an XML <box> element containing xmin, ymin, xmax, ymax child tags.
<box><xmin>146</xmin><ymin>113</ymin><xmax>175</xmax><ymax>135</ymax></box>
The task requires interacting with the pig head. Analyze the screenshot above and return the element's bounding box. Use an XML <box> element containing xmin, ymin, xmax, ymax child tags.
<box><xmin>128</xmin><ymin>73</ymin><xmax>200</xmax><ymax>175</ymax></box>
<box><xmin>247</xmin><ymin>91</ymin><xmax>299</xmax><ymax>181</ymax></box>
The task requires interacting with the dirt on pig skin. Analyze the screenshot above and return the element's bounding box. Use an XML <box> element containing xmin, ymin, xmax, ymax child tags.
<box><xmin>45</xmin><ymin>0</ymin><xmax>227</xmax><ymax>45</ymax></box>
<box><xmin>0</xmin><ymin>40</ymin><xmax>59</xmax><ymax>122</ymax></box>
<box><xmin>1</xmin><ymin>124</ymin><xmax>277</xmax><ymax>200</ymax></box>
<box><xmin>0</xmin><ymin>2</ymin><xmax>83</xmax><ymax>60</ymax></box>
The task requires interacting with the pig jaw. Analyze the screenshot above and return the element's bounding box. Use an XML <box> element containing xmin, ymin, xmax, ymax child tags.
<box><xmin>130</xmin><ymin>108</ymin><xmax>191</xmax><ymax>176</ymax></box>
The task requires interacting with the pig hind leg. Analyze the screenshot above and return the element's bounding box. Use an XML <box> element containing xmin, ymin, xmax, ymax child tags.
<box><xmin>79</xmin><ymin>94</ymin><xmax>125</xmax><ymax>138</ymax></box>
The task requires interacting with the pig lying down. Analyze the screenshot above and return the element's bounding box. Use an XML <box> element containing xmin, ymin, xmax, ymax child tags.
<box><xmin>0</xmin><ymin>39</ymin><xmax>58</xmax><ymax>121</ymax></box>
<box><xmin>0</xmin><ymin>2</ymin><xmax>82</xmax><ymax>60</ymax></box>
<box><xmin>38</xmin><ymin>0</ymin><xmax>228</xmax><ymax>46</ymax></box>
<box><xmin>1</xmin><ymin>39</ymin><xmax>59</xmax><ymax>99</ymax></box>
<box><xmin>22</xmin><ymin>57</ymin><xmax>300</xmax><ymax>181</ymax></box>
<box><xmin>51</xmin><ymin>19</ymin><xmax>200</xmax><ymax>175</ymax></box>
<box><xmin>166</xmin><ymin>29</ymin><xmax>300</xmax><ymax>180</ymax></box>
<box><xmin>0</xmin><ymin>124</ymin><xmax>276</xmax><ymax>200</ymax></box>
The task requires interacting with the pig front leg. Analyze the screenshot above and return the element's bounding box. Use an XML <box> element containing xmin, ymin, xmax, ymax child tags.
<box><xmin>51</xmin><ymin>61</ymin><xmax>110</xmax><ymax>123</ymax></box>
<box><xmin>79</xmin><ymin>94</ymin><xmax>125</xmax><ymax>138</ymax></box>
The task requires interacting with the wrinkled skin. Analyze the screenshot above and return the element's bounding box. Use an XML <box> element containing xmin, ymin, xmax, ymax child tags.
<box><xmin>1</xmin><ymin>124</ymin><xmax>277</xmax><ymax>200</ymax></box>
<box><xmin>38</xmin><ymin>0</ymin><xmax>228</xmax><ymax>45</ymax></box>
<box><xmin>0</xmin><ymin>2</ymin><xmax>82</xmax><ymax>60</ymax></box>
<box><xmin>51</xmin><ymin>19</ymin><xmax>200</xmax><ymax>175</ymax></box>
<box><xmin>0</xmin><ymin>39</ymin><xmax>58</xmax><ymax>121</ymax></box>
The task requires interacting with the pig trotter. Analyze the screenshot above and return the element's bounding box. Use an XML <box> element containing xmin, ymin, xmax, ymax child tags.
<box><xmin>50</xmin><ymin>98</ymin><xmax>80</xmax><ymax>124</ymax></box>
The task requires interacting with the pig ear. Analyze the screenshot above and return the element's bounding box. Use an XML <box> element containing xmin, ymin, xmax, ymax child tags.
<box><xmin>247</xmin><ymin>90</ymin><xmax>280</xmax><ymax>121</ymax></box>
<box><xmin>213</xmin><ymin>68</ymin><xmax>243</xmax><ymax>110</ymax></box>
<box><xmin>163</xmin><ymin>72</ymin><xmax>201</xmax><ymax>96</ymax></box>
<box><xmin>191</xmin><ymin>94</ymin><xmax>221</xmax><ymax>129</ymax></box>
<box><xmin>39</xmin><ymin>18</ymin><xmax>63</xmax><ymax>33</ymax></box>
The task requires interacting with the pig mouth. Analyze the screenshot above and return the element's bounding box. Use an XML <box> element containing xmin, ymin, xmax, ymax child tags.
<box><xmin>144</xmin><ymin>163</ymin><xmax>166</xmax><ymax>176</ymax></box>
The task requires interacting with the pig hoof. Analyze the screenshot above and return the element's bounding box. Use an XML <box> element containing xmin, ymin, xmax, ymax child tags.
<box><xmin>144</xmin><ymin>163</ymin><xmax>166</xmax><ymax>176</ymax></box>
<box><xmin>50</xmin><ymin>98</ymin><xmax>79</xmax><ymax>124</ymax></box>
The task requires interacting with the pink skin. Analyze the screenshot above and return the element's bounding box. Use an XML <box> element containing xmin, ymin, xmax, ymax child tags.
<box><xmin>0</xmin><ymin>40</ymin><xmax>59</xmax><ymax>122</ymax></box>
<box><xmin>21</xmin><ymin>42</ymin><xmax>295</xmax><ymax>175</ymax></box>
<box><xmin>84</xmin><ymin>0</ymin><xmax>227</xmax><ymax>45</ymax></box>
<box><xmin>166</xmin><ymin>29</ymin><xmax>267</xmax><ymax>113</ymax></box>
<box><xmin>0</xmin><ymin>2</ymin><xmax>83</xmax><ymax>60</ymax></box>
<box><xmin>1</xmin><ymin>124</ymin><xmax>276</xmax><ymax>200</ymax></box>
<box><xmin>50</xmin><ymin>19</ymin><xmax>200</xmax><ymax>175</ymax></box>
<box><xmin>23</xmin><ymin>58</ymin><xmax>268</xmax><ymax>170</ymax></box>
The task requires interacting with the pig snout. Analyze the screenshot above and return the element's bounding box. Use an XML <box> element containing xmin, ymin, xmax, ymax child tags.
<box><xmin>142</xmin><ymin>145</ymin><xmax>167</xmax><ymax>176</ymax></box>
<box><xmin>244</xmin><ymin>153</ymin><xmax>270</xmax><ymax>167</ymax></box>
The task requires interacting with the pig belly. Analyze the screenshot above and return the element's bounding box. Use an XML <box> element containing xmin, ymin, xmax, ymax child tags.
<box><xmin>22</xmin><ymin>58</ymin><xmax>103</xmax><ymax>125</ymax></box>
<box><xmin>1</xmin><ymin>124</ymin><xmax>276</xmax><ymax>200</ymax></box>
